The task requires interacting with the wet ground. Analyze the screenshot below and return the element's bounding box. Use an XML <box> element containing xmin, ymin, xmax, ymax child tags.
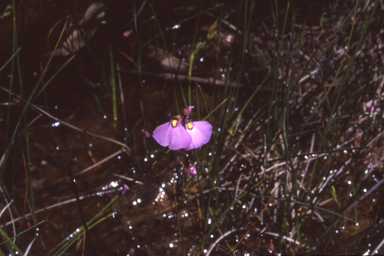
<box><xmin>1</xmin><ymin>0</ymin><xmax>384</xmax><ymax>255</ymax></box>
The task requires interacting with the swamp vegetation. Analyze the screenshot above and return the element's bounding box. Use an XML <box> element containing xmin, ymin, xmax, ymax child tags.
<box><xmin>1</xmin><ymin>0</ymin><xmax>384</xmax><ymax>255</ymax></box>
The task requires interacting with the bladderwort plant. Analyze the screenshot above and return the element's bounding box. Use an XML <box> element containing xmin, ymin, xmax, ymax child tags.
<box><xmin>152</xmin><ymin>106</ymin><xmax>212</xmax><ymax>151</ymax></box>
<box><xmin>1</xmin><ymin>0</ymin><xmax>384</xmax><ymax>255</ymax></box>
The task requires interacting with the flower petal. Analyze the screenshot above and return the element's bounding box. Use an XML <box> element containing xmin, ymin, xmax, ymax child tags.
<box><xmin>153</xmin><ymin>119</ymin><xmax>192</xmax><ymax>150</ymax></box>
<box><xmin>169</xmin><ymin>124</ymin><xmax>192</xmax><ymax>150</ymax></box>
<box><xmin>152</xmin><ymin>122</ymin><xmax>172</xmax><ymax>147</ymax></box>
<box><xmin>185</xmin><ymin>121</ymin><xmax>212</xmax><ymax>150</ymax></box>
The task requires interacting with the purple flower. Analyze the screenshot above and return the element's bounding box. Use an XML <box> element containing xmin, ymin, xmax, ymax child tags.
<box><xmin>187</xmin><ymin>163</ymin><xmax>197</xmax><ymax>177</ymax></box>
<box><xmin>153</xmin><ymin>116</ymin><xmax>192</xmax><ymax>150</ymax></box>
<box><xmin>185</xmin><ymin>120</ymin><xmax>212</xmax><ymax>150</ymax></box>
<box><xmin>153</xmin><ymin>107</ymin><xmax>212</xmax><ymax>150</ymax></box>
<box><xmin>122</xmin><ymin>184</ymin><xmax>130</xmax><ymax>194</ymax></box>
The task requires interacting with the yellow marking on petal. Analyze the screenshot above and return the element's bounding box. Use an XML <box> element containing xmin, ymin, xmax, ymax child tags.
<box><xmin>187</xmin><ymin>122</ymin><xmax>193</xmax><ymax>130</ymax></box>
<box><xmin>171</xmin><ymin>119</ymin><xmax>178</xmax><ymax>128</ymax></box>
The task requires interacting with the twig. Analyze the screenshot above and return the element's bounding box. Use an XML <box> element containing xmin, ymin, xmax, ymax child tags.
<box><xmin>0</xmin><ymin>186</ymin><xmax>16</xmax><ymax>243</ymax></box>
<box><xmin>121</xmin><ymin>68</ymin><xmax>244</xmax><ymax>87</ymax></box>
<box><xmin>227</xmin><ymin>230</ymin><xmax>250</xmax><ymax>255</ymax></box>
<box><xmin>0</xmin><ymin>47</ymin><xmax>22</xmax><ymax>72</ymax></box>
<box><xmin>24</xmin><ymin>237</ymin><xmax>37</xmax><ymax>256</ymax></box>
<box><xmin>301</xmin><ymin>132</ymin><xmax>315</xmax><ymax>184</ymax></box>
<box><xmin>221</xmin><ymin>154</ymin><xmax>238</xmax><ymax>174</ymax></box>
<box><xmin>206</xmin><ymin>227</ymin><xmax>248</xmax><ymax>256</ymax></box>
<box><xmin>48</xmin><ymin>150</ymin><xmax>124</xmax><ymax>187</ymax></box>
<box><xmin>261</xmin><ymin>134</ymin><xmax>267</xmax><ymax>224</ymax></box>
<box><xmin>0</xmin><ymin>202</ymin><xmax>12</xmax><ymax>218</ymax></box>
<box><xmin>76</xmin><ymin>150</ymin><xmax>123</xmax><ymax>176</ymax></box>
<box><xmin>373</xmin><ymin>237</ymin><xmax>384</xmax><ymax>255</ymax></box>
<box><xmin>82</xmin><ymin>229</ymin><xmax>86</xmax><ymax>256</ymax></box>
<box><xmin>264</xmin><ymin>231</ymin><xmax>301</xmax><ymax>245</ymax></box>
<box><xmin>32</xmin><ymin>104</ymin><xmax>131</xmax><ymax>154</ymax></box>
<box><xmin>312</xmin><ymin>158</ymin><xmax>352</xmax><ymax>203</ymax></box>
<box><xmin>113</xmin><ymin>173</ymin><xmax>143</xmax><ymax>185</ymax></box>
<box><xmin>234</xmin><ymin>173</ymin><xmax>243</xmax><ymax>201</ymax></box>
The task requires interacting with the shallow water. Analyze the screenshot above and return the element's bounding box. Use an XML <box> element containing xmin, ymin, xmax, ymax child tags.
<box><xmin>1</xmin><ymin>1</ymin><xmax>384</xmax><ymax>255</ymax></box>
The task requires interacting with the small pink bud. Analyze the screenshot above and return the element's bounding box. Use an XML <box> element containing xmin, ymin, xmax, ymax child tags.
<box><xmin>141</xmin><ymin>129</ymin><xmax>151</xmax><ymax>138</ymax></box>
<box><xmin>183</xmin><ymin>106</ymin><xmax>194</xmax><ymax>118</ymax></box>
<box><xmin>123</xmin><ymin>30</ymin><xmax>132</xmax><ymax>37</ymax></box>
<box><xmin>187</xmin><ymin>163</ymin><xmax>197</xmax><ymax>177</ymax></box>
<box><xmin>268</xmin><ymin>239</ymin><xmax>274</xmax><ymax>252</ymax></box>
<box><xmin>122</xmin><ymin>184</ymin><xmax>130</xmax><ymax>194</ymax></box>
